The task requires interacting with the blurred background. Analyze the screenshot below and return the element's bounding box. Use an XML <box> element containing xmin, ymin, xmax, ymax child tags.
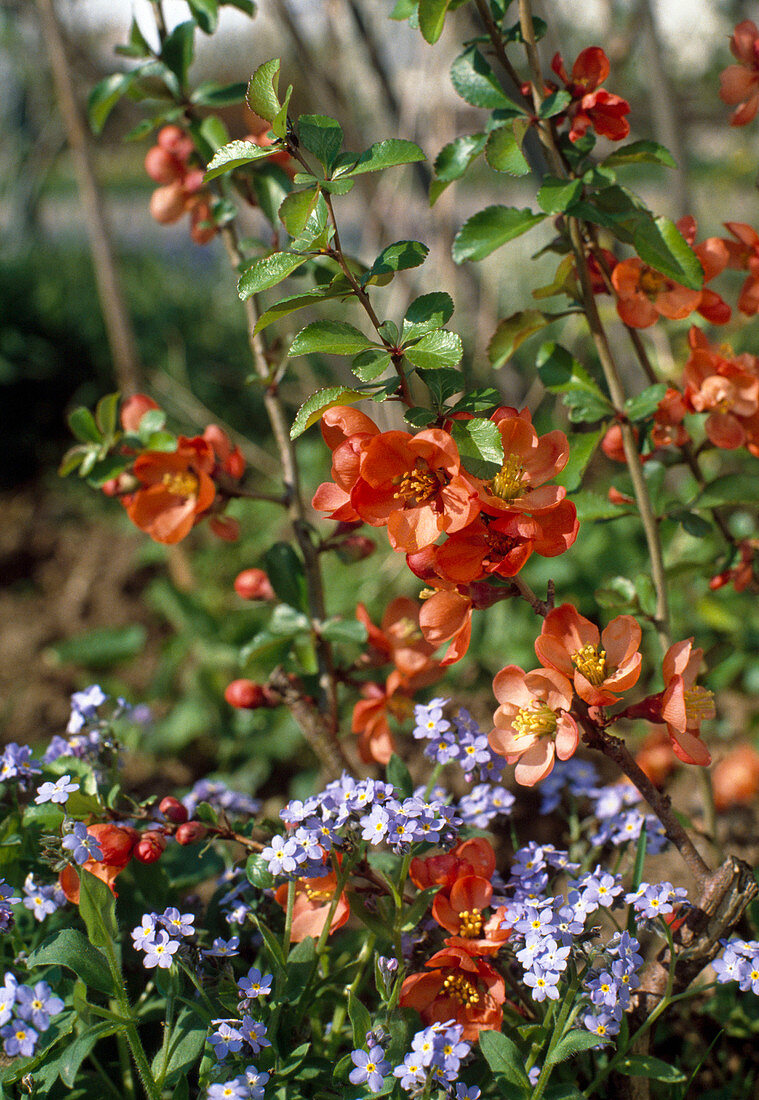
<box><xmin>2</xmin><ymin>0</ymin><xmax>758</xmax><ymax>805</ymax></box>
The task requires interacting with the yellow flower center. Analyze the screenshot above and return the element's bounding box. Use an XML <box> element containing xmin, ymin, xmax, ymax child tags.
<box><xmin>639</xmin><ymin>267</ymin><xmax>669</xmax><ymax>298</ymax></box>
<box><xmin>490</xmin><ymin>454</ymin><xmax>527</xmax><ymax>501</ymax></box>
<box><xmin>394</xmin><ymin>616</ymin><xmax>422</xmax><ymax>642</ymax></box>
<box><xmin>442</xmin><ymin>972</ymin><xmax>480</xmax><ymax>1007</ymax></box>
<box><xmin>458</xmin><ymin>908</ymin><xmax>483</xmax><ymax>938</ymax></box>
<box><xmin>684</xmin><ymin>685</ymin><xmax>715</xmax><ymax>723</ymax></box>
<box><xmin>486</xmin><ymin>527</ymin><xmax>519</xmax><ymax>557</ymax></box>
<box><xmin>162</xmin><ymin>470</ymin><xmax>199</xmax><ymax>498</ymax></box>
<box><xmin>393</xmin><ymin>461</ymin><xmax>441</xmax><ymax>506</ymax></box>
<box><xmin>305</xmin><ymin>884</ymin><xmax>332</xmax><ymax>902</ymax></box>
<box><xmin>572</xmin><ymin>643</ymin><xmax>607</xmax><ymax>685</ymax></box>
<box><xmin>512</xmin><ymin>699</ymin><xmax>558</xmax><ymax>737</ymax></box>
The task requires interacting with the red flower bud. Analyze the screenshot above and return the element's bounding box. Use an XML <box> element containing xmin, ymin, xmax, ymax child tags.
<box><xmin>88</xmin><ymin>823</ymin><xmax>139</xmax><ymax>868</ymax></box>
<box><xmin>157</xmin><ymin>125</ymin><xmax>193</xmax><ymax>162</ymax></box>
<box><xmin>234</xmin><ymin>569</ymin><xmax>275</xmax><ymax>601</ymax></box>
<box><xmin>159</xmin><ymin>796</ymin><xmax>188</xmax><ymax>824</ymax></box>
<box><xmin>144</xmin><ymin>145</ymin><xmax>182</xmax><ymax>184</ymax></box>
<box><xmin>176</xmin><ymin>821</ymin><xmax>208</xmax><ymax>845</ymax></box>
<box><xmin>121</xmin><ymin>394</ymin><xmax>160</xmax><ymax>433</ymax></box>
<box><xmin>149</xmin><ymin>182</ymin><xmax>187</xmax><ymax>225</ymax></box>
<box><xmin>225</xmin><ymin>679</ymin><xmax>267</xmax><ymax>709</ymax></box>
<box><xmin>336</xmin><ymin>535</ymin><xmax>376</xmax><ymax>563</ymax></box>
<box><xmin>134</xmin><ymin>831</ymin><xmax>167</xmax><ymax>864</ymax></box>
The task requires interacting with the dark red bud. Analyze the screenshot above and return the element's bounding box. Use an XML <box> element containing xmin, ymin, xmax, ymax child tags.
<box><xmin>176</xmin><ymin>821</ymin><xmax>208</xmax><ymax>845</ymax></box>
<box><xmin>134</xmin><ymin>831</ymin><xmax>167</xmax><ymax>863</ymax></box>
<box><xmin>225</xmin><ymin>679</ymin><xmax>267</xmax><ymax>709</ymax></box>
<box><xmin>336</xmin><ymin>535</ymin><xmax>376</xmax><ymax>563</ymax></box>
<box><xmin>234</xmin><ymin>569</ymin><xmax>275</xmax><ymax>601</ymax></box>
<box><xmin>159</xmin><ymin>796</ymin><xmax>188</xmax><ymax>824</ymax></box>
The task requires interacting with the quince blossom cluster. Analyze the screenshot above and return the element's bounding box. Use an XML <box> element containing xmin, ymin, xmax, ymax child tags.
<box><xmin>145</xmin><ymin>125</ymin><xmax>218</xmax><ymax>245</ymax></box>
<box><xmin>314</xmin><ymin>405</ymin><xmax>578</xmax><ymax>666</ymax></box>
<box><xmin>0</xmin><ymin>973</ymin><xmax>64</xmax><ymax>1061</ymax></box>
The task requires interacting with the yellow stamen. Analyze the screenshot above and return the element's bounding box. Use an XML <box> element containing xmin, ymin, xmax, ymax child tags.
<box><xmin>442</xmin><ymin>972</ymin><xmax>480</xmax><ymax>1007</ymax></box>
<box><xmin>684</xmin><ymin>685</ymin><xmax>715</xmax><ymax>723</ymax></box>
<box><xmin>490</xmin><ymin>454</ymin><xmax>527</xmax><ymax>502</ymax></box>
<box><xmin>393</xmin><ymin>461</ymin><xmax>441</xmax><ymax>506</ymax></box>
<box><xmin>458</xmin><ymin>908</ymin><xmax>484</xmax><ymax>938</ymax></box>
<box><xmin>305</xmin><ymin>884</ymin><xmax>332</xmax><ymax>902</ymax></box>
<box><xmin>512</xmin><ymin>699</ymin><xmax>558</xmax><ymax>737</ymax></box>
<box><xmin>162</xmin><ymin>470</ymin><xmax>199</xmax><ymax>497</ymax></box>
<box><xmin>572</xmin><ymin>643</ymin><xmax>607</xmax><ymax>686</ymax></box>
<box><xmin>639</xmin><ymin>268</ymin><xmax>668</xmax><ymax>298</ymax></box>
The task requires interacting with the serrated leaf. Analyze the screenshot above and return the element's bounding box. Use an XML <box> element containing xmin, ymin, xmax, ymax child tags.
<box><xmin>479</xmin><ymin>1030</ymin><xmax>530</xmax><ymax>1088</ymax></box>
<box><xmin>352</xmin><ymin>349</ymin><xmax>392</xmax><ymax>381</ymax></box>
<box><xmin>451</xmin><ymin>46</ymin><xmax>522</xmax><ymax>110</ymax></box>
<box><xmin>298</xmin><ymin>115</ymin><xmax>343</xmax><ymax>171</ymax></box>
<box><xmin>68</xmin><ymin>407</ymin><xmax>102</xmax><ymax>444</ymax></box>
<box><xmin>268</xmin><ymin>604</ymin><xmax>310</xmax><ymax>637</ymax></box>
<box><xmin>617</xmin><ymin>1054</ymin><xmax>686</xmax><ymax>1082</ymax></box>
<box><xmin>451</xmin><ymin>418</ymin><xmax>504</xmax><ymax>479</ymax></box>
<box><xmin>27</xmin><ymin>930</ymin><xmax>114</xmax><ymax>996</ymax></box>
<box><xmin>539</xmin><ymin>89</ymin><xmax>571</xmax><ymax>117</ymax></box>
<box><xmin>404</xmin><ymin>407</ymin><xmax>438</xmax><ymax>427</ymax></box>
<box><xmin>247</xmin><ymin>58</ymin><xmax>282</xmax><ymax>123</ymax></box>
<box><xmin>239</xmin><ymin>630</ymin><xmax>292</xmax><ymax>668</ymax></box>
<box><xmin>404</xmin><ymin>329</ymin><xmax>463</xmax><ymax>370</ymax></box>
<box><xmin>363</xmin><ymin>240</ymin><xmax>429</xmax><ymax>285</ymax></box>
<box><xmin>537</xmin><ymin>176</ymin><xmax>583</xmax><ymax>214</ymax></box>
<box><xmin>290</xmin><ymin>386</ymin><xmax>367</xmax><ymax>438</ymax></box>
<box><xmin>237</xmin><ymin>253</ymin><xmax>308</xmax><ymax>300</ymax></box>
<box><xmin>625</xmin><ymin>382</ymin><xmax>668</xmax><ymax>421</ymax></box>
<box><xmin>485</xmin><ymin>124</ymin><xmax>530</xmax><ymax>176</ymax></box>
<box><xmin>695</xmin><ymin>475</ymin><xmax>759</xmax><ymax>508</ymax></box>
<box><xmin>547</xmin><ymin>1029</ymin><xmax>609</xmax><ymax>1064</ymax></box>
<box><xmin>488</xmin><ymin>310</ymin><xmax>552</xmax><ymax>368</ymax></box>
<box><xmin>290</xmin><ymin>321</ymin><xmax>374</xmax><ymax>359</ymax></box>
<box><xmin>632</xmin><ymin>215</ymin><xmax>704</xmax><ymax>291</ymax></box>
<box><xmin>278</xmin><ymin>187</ymin><xmax>320</xmax><ymax>238</ymax></box>
<box><xmin>603</xmin><ymin>140</ymin><xmax>676</xmax><ymax>169</ymax></box>
<box><xmin>191</xmin><ymin>80</ymin><xmax>248</xmax><ymax>106</ymax></box>
<box><xmin>339</xmin><ymin>139</ymin><xmax>425</xmax><ymax>177</ymax></box>
<box><xmin>434</xmin><ymin>133</ymin><xmax>487</xmax><ymax>184</ymax></box>
<box><xmin>87</xmin><ymin>73</ymin><xmax>135</xmax><ymax>134</ymax></box>
<box><xmin>403</xmin><ymin>293</ymin><xmax>454</xmax><ymax>340</ymax></box>
<box><xmin>555</xmin><ymin>429</ymin><xmax>603</xmax><ymax>492</ymax></box>
<box><xmin>453</xmin><ymin>206</ymin><xmax>545</xmax><ymax>263</ymax></box>
<box><xmin>271</xmin><ymin>83</ymin><xmax>293</xmax><ymax>141</ymax></box>
<box><xmin>161</xmin><ymin>21</ymin><xmax>195</xmax><ymax>86</ymax></box>
<box><xmin>204</xmin><ymin>139</ymin><xmax>280</xmax><ymax>181</ymax></box>
<box><xmin>253</xmin><ymin>283</ymin><xmax>347</xmax><ymax>334</ymax></box>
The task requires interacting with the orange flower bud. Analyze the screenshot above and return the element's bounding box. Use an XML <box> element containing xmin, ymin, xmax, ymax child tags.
<box><xmin>159</xmin><ymin>796</ymin><xmax>188</xmax><ymax>824</ymax></box>
<box><xmin>234</xmin><ymin>569</ymin><xmax>275</xmax><ymax>601</ymax></box>
<box><xmin>176</xmin><ymin>821</ymin><xmax>208</xmax><ymax>845</ymax></box>
<box><xmin>134</xmin><ymin>831</ymin><xmax>167</xmax><ymax>863</ymax></box>
<box><xmin>121</xmin><ymin>394</ymin><xmax>160</xmax><ymax>433</ymax></box>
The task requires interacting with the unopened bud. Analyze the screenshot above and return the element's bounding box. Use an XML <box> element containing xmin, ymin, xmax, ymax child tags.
<box><xmin>234</xmin><ymin>569</ymin><xmax>275</xmax><ymax>601</ymax></box>
<box><xmin>134</xmin><ymin>831</ymin><xmax>167</xmax><ymax>864</ymax></box>
<box><xmin>159</xmin><ymin>796</ymin><xmax>188</xmax><ymax>824</ymax></box>
<box><xmin>176</xmin><ymin>821</ymin><xmax>208</xmax><ymax>845</ymax></box>
<box><xmin>225</xmin><ymin>679</ymin><xmax>266</xmax><ymax>709</ymax></box>
<box><xmin>121</xmin><ymin>394</ymin><xmax>160</xmax><ymax>434</ymax></box>
<box><xmin>336</xmin><ymin>535</ymin><xmax>376</xmax><ymax>563</ymax></box>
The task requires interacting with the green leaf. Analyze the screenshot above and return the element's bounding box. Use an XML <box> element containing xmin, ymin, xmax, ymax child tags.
<box><xmin>290</xmin><ymin>321</ymin><xmax>374</xmax><ymax>358</ymax></box>
<box><xmin>298</xmin><ymin>115</ymin><xmax>343</xmax><ymax>171</ymax></box>
<box><xmin>352</xmin><ymin>349</ymin><xmax>392</xmax><ymax>382</ymax></box>
<box><xmin>363</xmin><ymin>240</ymin><xmax>429</xmax><ymax>284</ymax></box>
<box><xmin>161</xmin><ymin>21</ymin><xmax>195</xmax><ymax>86</ymax></box>
<box><xmin>191</xmin><ymin>80</ymin><xmax>247</xmax><ymax>106</ymax></box>
<box><xmin>116</xmin><ymin>17</ymin><xmax>152</xmax><ymax>58</ymax></box>
<box><xmin>252</xmin><ymin>916</ymin><xmax>287</xmax><ymax>981</ymax></box>
<box><xmin>603</xmin><ymin>140</ymin><xmax>676</xmax><ymax>169</ymax></box>
<box><xmin>151</xmin><ymin>1007</ymin><xmax>207</xmax><ymax>1083</ymax></box>
<box><xmin>45</xmin><ymin>624</ymin><xmax>147</xmax><ymax>669</ymax></box>
<box><xmin>27</xmin><ymin>930</ymin><xmax>114</xmax><ymax>996</ymax></box>
<box><xmin>87</xmin><ymin>73</ymin><xmax>135</xmax><ymax>134</ymax></box>
<box><xmin>537</xmin><ymin>343</ymin><xmax>611</xmax><ymax>422</ymax></box>
<box><xmin>451</xmin><ymin>46</ymin><xmax>522</xmax><ymax>110</ymax></box>
<box><xmin>239</xmin><ymin>630</ymin><xmax>292</xmax><ymax>668</ymax></box>
<box><xmin>539</xmin><ymin>89</ymin><xmax>571</xmax><ymax>117</ymax></box>
<box><xmin>188</xmin><ymin>0</ymin><xmax>219</xmax><ymax>33</ymax></box>
<box><xmin>338</xmin><ymin>139</ymin><xmax>425</xmax><ymax>177</ymax></box>
<box><xmin>247</xmin><ymin>58</ymin><xmax>283</xmax><ymax>123</ymax></box>
<box><xmin>671</xmin><ymin>509</ymin><xmax>713</xmax><ymax>538</ymax></box>
<box><xmin>571</xmin><ymin>490</ymin><xmax>631</xmax><ymax>521</ymax></box>
<box><xmin>434</xmin><ymin>134</ymin><xmax>487</xmax><ymax>185</ymax></box>
<box><xmin>290</xmin><ymin>385</ymin><xmax>367</xmax><ymax>439</ymax></box>
<box><xmin>237</xmin><ymin>253</ymin><xmax>309</xmax><ymax>300</ymax></box>
<box><xmin>283</xmin><ymin>937</ymin><xmax>318</xmax><ymax>1002</ymax></box>
<box><xmin>252</xmin><ymin>163</ymin><xmax>292</xmax><ymax>224</ymax></box>
<box><xmin>268</xmin><ymin>603</ymin><xmax>310</xmax><ymax>638</ymax></box>
<box><xmin>279</xmin><ymin>187</ymin><xmax>320</xmax><ymax>238</ymax></box>
<box><xmin>404</xmin><ymin>329</ymin><xmax>463</xmax><ymax>370</ymax></box>
<box><xmin>391</xmin><ymin>0</ymin><xmax>418</xmax><ymax>17</ymax></box>
<box><xmin>253</xmin><ymin>283</ymin><xmax>347</xmax><ymax>334</ymax></box>
<box><xmin>632</xmin><ymin>216</ymin><xmax>704</xmax><ymax>291</ymax></box>
<box><xmin>79</xmin><ymin>868</ymin><xmax>119</xmax><ymax>952</ymax></box>
<box><xmin>488</xmin><ymin>310</ymin><xmax>552</xmax><ymax>368</ymax></box>
<box><xmin>547</xmin><ymin>1029</ymin><xmax>608</xmax><ymax>1064</ymax></box>
<box><xmin>68</xmin><ymin>406</ymin><xmax>102</xmax><ymax>444</ymax></box>
<box><xmin>319</xmin><ymin>618</ymin><xmax>368</xmax><ymax>644</ymax></box>
<box><xmin>264</xmin><ymin>542</ymin><xmax>309</xmax><ymax>612</ymax></box>
<box><xmin>479</xmin><ymin>1030</ymin><xmax>530</xmax><ymax>1089</ymax></box>
<box><xmin>271</xmin><ymin>83</ymin><xmax>293</xmax><ymax>141</ymax></box>
<box><xmin>625</xmin><ymin>382</ymin><xmax>668</xmax><ymax>421</ymax></box>
<box><xmin>451</xmin><ymin>418</ymin><xmax>504</xmax><ymax>479</ymax></box>
<box><xmin>452</xmin><ymin>206</ymin><xmax>546</xmax><ymax>263</ymax></box>
<box><xmin>348</xmin><ymin>992</ymin><xmax>372</xmax><ymax>1047</ymax></box>
<box><xmin>405</xmin><ymin>407</ymin><xmax>438</xmax><ymax>427</ymax></box>
<box><xmin>403</xmin><ymin>293</ymin><xmax>455</xmax><ymax>340</ymax></box>
<box><xmin>418</xmin><ymin>0</ymin><xmax>451</xmax><ymax>43</ymax></box>
<box><xmin>59</xmin><ymin>1024</ymin><xmax>115</xmax><ymax>1087</ymax></box>
<box><xmin>555</xmin><ymin>429</ymin><xmax>603</xmax><ymax>492</ymax></box>
<box><xmin>537</xmin><ymin>176</ymin><xmax>583</xmax><ymax>214</ymax></box>
<box><xmin>204</xmin><ymin>138</ymin><xmax>281</xmax><ymax>181</ymax></box>
<box><xmin>95</xmin><ymin>392</ymin><xmax>120</xmax><ymax>437</ymax></box>
<box><xmin>246</xmin><ymin>853</ymin><xmax>276</xmax><ymax>888</ymax></box>
<box><xmin>386</xmin><ymin>754</ymin><xmax>414</xmax><ymax>798</ymax></box>
<box><xmin>695</xmin><ymin>475</ymin><xmax>759</xmax><ymax>508</ymax></box>
<box><xmin>485</xmin><ymin>123</ymin><xmax>530</xmax><ymax>176</ymax></box>
<box><xmin>137</xmin><ymin>408</ymin><xmax>167</xmax><ymax>441</ymax></box>
<box><xmin>616</xmin><ymin>1055</ymin><xmax>686</xmax><ymax>1082</ymax></box>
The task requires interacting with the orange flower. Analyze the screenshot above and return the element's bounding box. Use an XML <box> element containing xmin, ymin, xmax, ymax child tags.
<box><xmin>477</xmin><ymin>408</ymin><xmax>569</xmax><ymax>518</ymax></box>
<box><xmin>634</xmin><ymin>727</ymin><xmax>677</xmax><ymax>787</ymax></box>
<box><xmin>682</xmin><ymin>328</ymin><xmax>759</xmax><ymax>450</ymax></box>
<box><xmin>399</xmin><ymin>944</ymin><xmax>506</xmax><ymax>1040</ymax></box>
<box><xmin>489</xmin><ymin>665</ymin><xmax>578</xmax><ymax>785</ymax></box>
<box><xmin>535</xmin><ymin>603</ymin><xmax>642</xmax><ymax>707</ymax></box>
<box><xmin>550</xmin><ymin>47</ymin><xmax>630</xmax><ymax>142</ymax></box>
<box><xmin>125</xmin><ymin>436</ymin><xmax>216</xmax><ymax>544</ymax></box>
<box><xmin>352</xmin><ymin>429</ymin><xmax>479</xmax><ymax>552</ymax></box>
<box><xmin>719</xmin><ymin>21</ymin><xmax>759</xmax><ymax>126</ymax></box>
<box><xmin>351</xmin><ymin>667</ymin><xmax>439</xmax><ymax>765</ymax></box>
<box><xmin>431</xmin><ymin>875</ymin><xmax>511</xmax><ymax>956</ymax></box>
<box><xmin>274</xmin><ymin>870</ymin><xmax>350</xmax><ymax>942</ymax></box>
<box><xmin>410</xmin><ymin>836</ymin><xmax>497</xmax><ymax>891</ymax></box>
<box><xmin>720</xmin><ymin>221</ymin><xmax>759</xmax><ymax>315</ymax></box>
<box><xmin>651</xmin><ymin>387</ymin><xmax>690</xmax><ymax>450</ymax></box>
<box><xmin>312</xmin><ymin>406</ymin><xmax>380</xmax><ymax>522</ymax></box>
<box><xmin>659</xmin><ymin>638</ymin><xmax>713</xmax><ymax>766</ymax></box>
<box><xmin>59</xmin><ymin>823</ymin><xmax>138</xmax><ymax>903</ymax></box>
<box><xmin>356</xmin><ymin>596</ymin><xmax>438</xmax><ymax>678</ymax></box>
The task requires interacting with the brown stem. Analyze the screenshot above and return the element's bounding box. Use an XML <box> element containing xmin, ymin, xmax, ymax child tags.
<box><xmin>474</xmin><ymin>0</ymin><xmax>530</xmax><ymax>101</ymax></box>
<box><xmin>220</xmin><ymin>223</ymin><xmax>340</xmax><ymax>737</ymax></box>
<box><xmin>35</xmin><ymin>0</ymin><xmax>142</xmax><ymax>394</ymax></box>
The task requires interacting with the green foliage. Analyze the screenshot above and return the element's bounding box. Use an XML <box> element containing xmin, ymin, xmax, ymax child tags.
<box><xmin>452</xmin><ymin>206</ymin><xmax>546</xmax><ymax>262</ymax></box>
